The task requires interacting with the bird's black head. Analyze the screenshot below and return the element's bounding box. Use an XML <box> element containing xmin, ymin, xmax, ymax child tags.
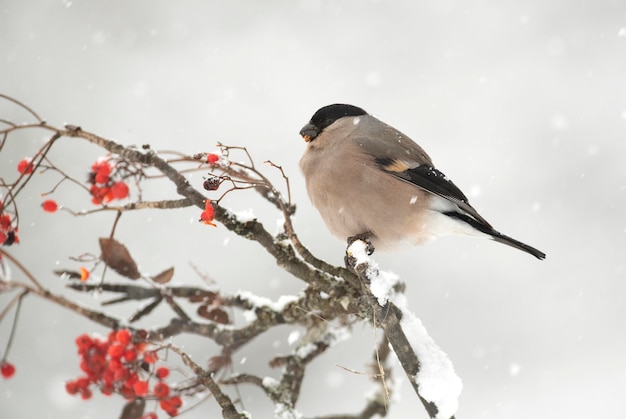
<box><xmin>300</xmin><ymin>104</ymin><xmax>367</xmax><ymax>142</ymax></box>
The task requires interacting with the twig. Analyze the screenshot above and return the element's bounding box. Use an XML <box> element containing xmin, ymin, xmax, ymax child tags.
<box><xmin>0</xmin><ymin>290</ymin><xmax>28</xmax><ymax>360</ymax></box>
<box><xmin>168</xmin><ymin>344</ymin><xmax>247</xmax><ymax>419</ymax></box>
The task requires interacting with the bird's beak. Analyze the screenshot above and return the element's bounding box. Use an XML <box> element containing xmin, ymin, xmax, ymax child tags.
<box><xmin>299</xmin><ymin>123</ymin><xmax>319</xmax><ymax>142</ymax></box>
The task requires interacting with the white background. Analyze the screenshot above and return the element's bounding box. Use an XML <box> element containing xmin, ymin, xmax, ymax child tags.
<box><xmin>1</xmin><ymin>1</ymin><xmax>625</xmax><ymax>418</ymax></box>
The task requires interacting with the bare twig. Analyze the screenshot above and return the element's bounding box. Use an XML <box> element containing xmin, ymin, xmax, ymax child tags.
<box><xmin>168</xmin><ymin>344</ymin><xmax>247</xmax><ymax>419</ymax></box>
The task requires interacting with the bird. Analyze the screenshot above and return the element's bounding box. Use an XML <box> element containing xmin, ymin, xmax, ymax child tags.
<box><xmin>298</xmin><ymin>103</ymin><xmax>545</xmax><ymax>260</ymax></box>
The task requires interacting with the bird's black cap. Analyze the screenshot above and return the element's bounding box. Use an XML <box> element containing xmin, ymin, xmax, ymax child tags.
<box><xmin>300</xmin><ymin>104</ymin><xmax>367</xmax><ymax>141</ymax></box>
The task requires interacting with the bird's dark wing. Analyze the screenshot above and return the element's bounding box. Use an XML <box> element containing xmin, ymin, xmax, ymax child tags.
<box><xmin>374</xmin><ymin>157</ymin><xmax>493</xmax><ymax>229</ymax></box>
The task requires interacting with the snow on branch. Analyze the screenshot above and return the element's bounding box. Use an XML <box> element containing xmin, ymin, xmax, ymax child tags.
<box><xmin>347</xmin><ymin>240</ymin><xmax>462</xmax><ymax>419</ymax></box>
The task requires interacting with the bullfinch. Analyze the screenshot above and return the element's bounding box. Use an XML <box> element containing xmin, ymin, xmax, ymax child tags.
<box><xmin>298</xmin><ymin>104</ymin><xmax>545</xmax><ymax>260</ymax></box>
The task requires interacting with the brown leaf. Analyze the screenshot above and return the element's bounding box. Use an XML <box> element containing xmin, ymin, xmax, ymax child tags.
<box><xmin>269</xmin><ymin>356</ymin><xmax>288</xmax><ymax>368</ymax></box>
<box><xmin>99</xmin><ymin>237</ymin><xmax>141</xmax><ymax>280</ymax></box>
<box><xmin>207</xmin><ymin>355</ymin><xmax>231</xmax><ymax>373</ymax></box>
<box><xmin>119</xmin><ymin>398</ymin><xmax>145</xmax><ymax>419</ymax></box>
<box><xmin>197</xmin><ymin>306</ymin><xmax>230</xmax><ymax>324</ymax></box>
<box><xmin>151</xmin><ymin>267</ymin><xmax>174</xmax><ymax>284</ymax></box>
<box><xmin>188</xmin><ymin>290</ymin><xmax>218</xmax><ymax>303</ymax></box>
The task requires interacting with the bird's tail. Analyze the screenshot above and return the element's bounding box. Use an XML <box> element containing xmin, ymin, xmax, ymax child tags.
<box><xmin>443</xmin><ymin>211</ymin><xmax>546</xmax><ymax>260</ymax></box>
<box><xmin>489</xmin><ymin>231</ymin><xmax>546</xmax><ymax>260</ymax></box>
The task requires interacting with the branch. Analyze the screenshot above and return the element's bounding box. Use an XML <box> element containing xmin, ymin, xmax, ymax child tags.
<box><xmin>0</xmin><ymin>98</ymin><xmax>463</xmax><ymax>418</ymax></box>
<box><xmin>345</xmin><ymin>240</ymin><xmax>462</xmax><ymax>419</ymax></box>
<box><xmin>0</xmin><ymin>279</ymin><xmax>120</xmax><ymax>330</ymax></box>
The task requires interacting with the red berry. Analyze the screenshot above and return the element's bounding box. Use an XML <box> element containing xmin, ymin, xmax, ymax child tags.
<box><xmin>200</xmin><ymin>200</ymin><xmax>216</xmax><ymax>226</ymax></box>
<box><xmin>167</xmin><ymin>396</ymin><xmax>182</xmax><ymax>408</ymax></box>
<box><xmin>1</xmin><ymin>362</ymin><xmax>15</xmax><ymax>379</ymax></box>
<box><xmin>41</xmin><ymin>199</ymin><xmax>58</xmax><ymax>213</ymax></box>
<box><xmin>120</xmin><ymin>385</ymin><xmax>135</xmax><ymax>399</ymax></box>
<box><xmin>102</xmin><ymin>187</ymin><xmax>114</xmax><ymax>203</ymax></box>
<box><xmin>111</xmin><ymin>181</ymin><xmax>129</xmax><ymax>200</ymax></box>
<box><xmin>75</xmin><ymin>334</ymin><xmax>93</xmax><ymax>352</ymax></box>
<box><xmin>76</xmin><ymin>377</ymin><xmax>90</xmax><ymax>389</ymax></box>
<box><xmin>107</xmin><ymin>343</ymin><xmax>124</xmax><ymax>359</ymax></box>
<box><xmin>91</xmin><ymin>158</ymin><xmax>110</xmax><ymax>173</ymax></box>
<box><xmin>123</xmin><ymin>348</ymin><xmax>138</xmax><ymax>362</ymax></box>
<box><xmin>17</xmin><ymin>158</ymin><xmax>34</xmax><ymax>174</ymax></box>
<box><xmin>79</xmin><ymin>267</ymin><xmax>90</xmax><ymax>282</ymax></box>
<box><xmin>133</xmin><ymin>380</ymin><xmax>149</xmax><ymax>396</ymax></box>
<box><xmin>101</xmin><ymin>369</ymin><xmax>115</xmax><ymax>385</ymax></box>
<box><xmin>141</xmin><ymin>413</ymin><xmax>158</xmax><ymax>419</ymax></box>
<box><xmin>94</xmin><ymin>172</ymin><xmax>109</xmax><ymax>184</ymax></box>
<box><xmin>153</xmin><ymin>382</ymin><xmax>170</xmax><ymax>398</ymax></box>
<box><xmin>155</xmin><ymin>366</ymin><xmax>169</xmax><ymax>379</ymax></box>
<box><xmin>65</xmin><ymin>380</ymin><xmax>79</xmax><ymax>395</ymax></box>
<box><xmin>80</xmin><ymin>388</ymin><xmax>93</xmax><ymax>400</ymax></box>
<box><xmin>207</xmin><ymin>153</ymin><xmax>219</xmax><ymax>165</ymax></box>
<box><xmin>0</xmin><ymin>214</ymin><xmax>10</xmax><ymax>229</ymax></box>
<box><xmin>101</xmin><ymin>385</ymin><xmax>114</xmax><ymax>396</ymax></box>
<box><xmin>159</xmin><ymin>396</ymin><xmax>182</xmax><ymax>416</ymax></box>
<box><xmin>113</xmin><ymin>366</ymin><xmax>129</xmax><ymax>382</ymax></box>
<box><xmin>143</xmin><ymin>351</ymin><xmax>158</xmax><ymax>364</ymax></box>
<box><xmin>115</xmin><ymin>329</ymin><xmax>132</xmax><ymax>346</ymax></box>
<box><xmin>108</xmin><ymin>358</ymin><xmax>123</xmax><ymax>372</ymax></box>
<box><xmin>124</xmin><ymin>371</ymin><xmax>138</xmax><ymax>386</ymax></box>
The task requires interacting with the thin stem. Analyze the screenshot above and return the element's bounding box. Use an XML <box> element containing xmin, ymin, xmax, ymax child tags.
<box><xmin>0</xmin><ymin>249</ymin><xmax>44</xmax><ymax>290</ymax></box>
<box><xmin>1</xmin><ymin>290</ymin><xmax>28</xmax><ymax>360</ymax></box>
<box><xmin>0</xmin><ymin>93</ymin><xmax>45</xmax><ymax>123</ymax></box>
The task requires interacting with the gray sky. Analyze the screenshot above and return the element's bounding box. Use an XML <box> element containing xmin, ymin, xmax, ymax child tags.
<box><xmin>2</xmin><ymin>1</ymin><xmax>626</xmax><ymax>418</ymax></box>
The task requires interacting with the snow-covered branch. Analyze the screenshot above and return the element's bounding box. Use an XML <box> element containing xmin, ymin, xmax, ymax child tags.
<box><xmin>0</xmin><ymin>94</ymin><xmax>463</xmax><ymax>419</ymax></box>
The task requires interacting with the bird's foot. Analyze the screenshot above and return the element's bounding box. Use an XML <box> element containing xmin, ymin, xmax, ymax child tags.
<box><xmin>347</xmin><ymin>232</ymin><xmax>375</xmax><ymax>255</ymax></box>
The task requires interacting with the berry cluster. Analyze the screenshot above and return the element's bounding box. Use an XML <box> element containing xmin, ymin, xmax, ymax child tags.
<box><xmin>66</xmin><ymin>329</ymin><xmax>182</xmax><ymax>417</ymax></box>
<box><xmin>0</xmin><ymin>202</ymin><xmax>19</xmax><ymax>246</ymax></box>
<box><xmin>88</xmin><ymin>158</ymin><xmax>130</xmax><ymax>205</ymax></box>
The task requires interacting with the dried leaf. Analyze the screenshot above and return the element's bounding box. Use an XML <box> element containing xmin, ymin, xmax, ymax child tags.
<box><xmin>188</xmin><ymin>290</ymin><xmax>218</xmax><ymax>303</ymax></box>
<box><xmin>119</xmin><ymin>398</ymin><xmax>145</xmax><ymax>419</ymax></box>
<box><xmin>99</xmin><ymin>237</ymin><xmax>140</xmax><ymax>280</ymax></box>
<box><xmin>197</xmin><ymin>306</ymin><xmax>230</xmax><ymax>324</ymax></box>
<box><xmin>151</xmin><ymin>267</ymin><xmax>174</xmax><ymax>284</ymax></box>
<box><xmin>269</xmin><ymin>356</ymin><xmax>288</xmax><ymax>368</ymax></box>
<box><xmin>207</xmin><ymin>355</ymin><xmax>231</xmax><ymax>373</ymax></box>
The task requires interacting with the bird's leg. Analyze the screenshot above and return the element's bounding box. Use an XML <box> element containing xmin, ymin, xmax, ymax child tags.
<box><xmin>347</xmin><ymin>232</ymin><xmax>375</xmax><ymax>255</ymax></box>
